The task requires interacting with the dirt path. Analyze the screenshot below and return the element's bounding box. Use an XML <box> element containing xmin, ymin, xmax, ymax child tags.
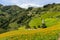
<box><xmin>58</xmin><ymin>33</ymin><xmax>60</xmax><ymax>40</ymax></box>
<box><xmin>58</xmin><ymin>38</ymin><xmax>60</xmax><ymax>40</ymax></box>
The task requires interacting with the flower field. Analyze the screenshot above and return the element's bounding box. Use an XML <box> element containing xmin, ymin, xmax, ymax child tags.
<box><xmin>0</xmin><ymin>23</ymin><xmax>60</xmax><ymax>40</ymax></box>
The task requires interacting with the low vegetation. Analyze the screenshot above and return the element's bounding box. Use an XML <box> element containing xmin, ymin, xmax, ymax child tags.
<box><xmin>0</xmin><ymin>3</ymin><xmax>60</xmax><ymax>40</ymax></box>
<box><xmin>0</xmin><ymin>23</ymin><xmax>60</xmax><ymax>40</ymax></box>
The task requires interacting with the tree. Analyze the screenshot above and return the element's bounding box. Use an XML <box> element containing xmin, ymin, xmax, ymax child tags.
<box><xmin>8</xmin><ymin>22</ymin><xmax>19</xmax><ymax>30</ymax></box>
<box><xmin>41</xmin><ymin>19</ymin><xmax>47</xmax><ymax>28</ymax></box>
<box><xmin>38</xmin><ymin>25</ymin><xmax>41</xmax><ymax>28</ymax></box>
<box><xmin>34</xmin><ymin>26</ymin><xmax>37</xmax><ymax>29</ymax></box>
<box><xmin>27</xmin><ymin>7</ymin><xmax>33</xmax><ymax>11</ymax></box>
<box><xmin>25</xmin><ymin>24</ymin><xmax>30</xmax><ymax>29</ymax></box>
<box><xmin>41</xmin><ymin>23</ymin><xmax>47</xmax><ymax>28</ymax></box>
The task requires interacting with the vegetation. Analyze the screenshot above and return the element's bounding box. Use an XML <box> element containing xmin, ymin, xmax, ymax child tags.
<box><xmin>0</xmin><ymin>3</ymin><xmax>60</xmax><ymax>40</ymax></box>
<box><xmin>0</xmin><ymin>23</ymin><xmax>60</xmax><ymax>40</ymax></box>
<box><xmin>0</xmin><ymin>3</ymin><xmax>60</xmax><ymax>33</ymax></box>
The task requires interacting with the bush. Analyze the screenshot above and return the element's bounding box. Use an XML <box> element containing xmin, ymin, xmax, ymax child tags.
<box><xmin>41</xmin><ymin>23</ymin><xmax>47</xmax><ymax>28</ymax></box>
<box><xmin>8</xmin><ymin>22</ymin><xmax>19</xmax><ymax>30</ymax></box>
<box><xmin>25</xmin><ymin>24</ymin><xmax>31</xmax><ymax>29</ymax></box>
<box><xmin>34</xmin><ymin>26</ymin><xmax>37</xmax><ymax>29</ymax></box>
<box><xmin>38</xmin><ymin>25</ymin><xmax>41</xmax><ymax>28</ymax></box>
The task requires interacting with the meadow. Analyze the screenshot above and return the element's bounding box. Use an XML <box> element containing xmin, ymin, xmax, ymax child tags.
<box><xmin>0</xmin><ymin>22</ymin><xmax>60</xmax><ymax>40</ymax></box>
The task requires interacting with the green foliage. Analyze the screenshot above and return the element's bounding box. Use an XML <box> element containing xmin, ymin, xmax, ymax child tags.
<box><xmin>0</xmin><ymin>3</ymin><xmax>60</xmax><ymax>33</ymax></box>
<box><xmin>8</xmin><ymin>22</ymin><xmax>19</xmax><ymax>30</ymax></box>
<box><xmin>41</xmin><ymin>23</ymin><xmax>47</xmax><ymax>28</ymax></box>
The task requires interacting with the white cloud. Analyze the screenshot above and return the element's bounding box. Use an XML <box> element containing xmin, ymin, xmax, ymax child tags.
<box><xmin>1</xmin><ymin>0</ymin><xmax>60</xmax><ymax>8</ymax></box>
<box><xmin>17</xmin><ymin>3</ymin><xmax>43</xmax><ymax>8</ymax></box>
<box><xmin>3</xmin><ymin>0</ymin><xmax>43</xmax><ymax>8</ymax></box>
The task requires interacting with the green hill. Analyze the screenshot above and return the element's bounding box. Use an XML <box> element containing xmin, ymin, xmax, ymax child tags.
<box><xmin>0</xmin><ymin>23</ymin><xmax>60</xmax><ymax>40</ymax></box>
<box><xmin>0</xmin><ymin>3</ymin><xmax>60</xmax><ymax>33</ymax></box>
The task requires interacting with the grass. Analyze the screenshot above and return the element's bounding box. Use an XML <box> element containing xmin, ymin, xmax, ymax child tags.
<box><xmin>29</xmin><ymin>11</ymin><xmax>60</xmax><ymax>28</ymax></box>
<box><xmin>0</xmin><ymin>11</ymin><xmax>60</xmax><ymax>40</ymax></box>
<box><xmin>40</xmin><ymin>11</ymin><xmax>60</xmax><ymax>18</ymax></box>
<box><xmin>29</xmin><ymin>18</ymin><xmax>60</xmax><ymax>28</ymax></box>
<box><xmin>0</xmin><ymin>22</ymin><xmax>60</xmax><ymax>40</ymax></box>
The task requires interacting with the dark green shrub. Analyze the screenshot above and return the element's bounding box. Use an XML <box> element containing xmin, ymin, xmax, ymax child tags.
<box><xmin>38</xmin><ymin>25</ymin><xmax>41</xmax><ymax>28</ymax></box>
<box><xmin>34</xmin><ymin>26</ymin><xmax>37</xmax><ymax>29</ymax></box>
<box><xmin>25</xmin><ymin>24</ymin><xmax>31</xmax><ymax>29</ymax></box>
<box><xmin>41</xmin><ymin>23</ymin><xmax>47</xmax><ymax>28</ymax></box>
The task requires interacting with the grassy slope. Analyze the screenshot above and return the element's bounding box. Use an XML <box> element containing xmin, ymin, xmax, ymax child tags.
<box><xmin>0</xmin><ymin>4</ymin><xmax>60</xmax><ymax>40</ymax></box>
<box><xmin>29</xmin><ymin>11</ymin><xmax>60</xmax><ymax>28</ymax></box>
<box><xmin>0</xmin><ymin>22</ymin><xmax>60</xmax><ymax>40</ymax></box>
<box><xmin>29</xmin><ymin>18</ymin><xmax>60</xmax><ymax>28</ymax></box>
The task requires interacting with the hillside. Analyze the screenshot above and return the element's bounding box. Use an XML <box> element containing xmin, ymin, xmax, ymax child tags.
<box><xmin>0</xmin><ymin>3</ymin><xmax>60</xmax><ymax>34</ymax></box>
<box><xmin>0</xmin><ymin>22</ymin><xmax>60</xmax><ymax>40</ymax></box>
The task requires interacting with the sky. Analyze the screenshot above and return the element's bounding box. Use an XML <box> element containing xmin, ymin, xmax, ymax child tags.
<box><xmin>0</xmin><ymin>0</ymin><xmax>60</xmax><ymax>8</ymax></box>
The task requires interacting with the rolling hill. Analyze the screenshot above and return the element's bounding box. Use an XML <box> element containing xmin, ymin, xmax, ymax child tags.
<box><xmin>0</xmin><ymin>3</ymin><xmax>60</xmax><ymax>33</ymax></box>
<box><xmin>0</xmin><ymin>22</ymin><xmax>60</xmax><ymax>40</ymax></box>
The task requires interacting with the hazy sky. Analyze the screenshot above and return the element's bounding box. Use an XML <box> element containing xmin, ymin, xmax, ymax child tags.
<box><xmin>0</xmin><ymin>0</ymin><xmax>60</xmax><ymax>8</ymax></box>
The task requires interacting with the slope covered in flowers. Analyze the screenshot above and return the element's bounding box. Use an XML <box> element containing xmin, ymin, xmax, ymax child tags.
<box><xmin>0</xmin><ymin>22</ymin><xmax>60</xmax><ymax>40</ymax></box>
